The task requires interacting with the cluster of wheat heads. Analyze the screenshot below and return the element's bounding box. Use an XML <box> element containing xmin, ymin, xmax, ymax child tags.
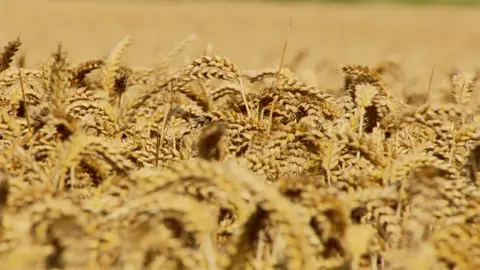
<box><xmin>0</xmin><ymin>35</ymin><xmax>480</xmax><ymax>270</ymax></box>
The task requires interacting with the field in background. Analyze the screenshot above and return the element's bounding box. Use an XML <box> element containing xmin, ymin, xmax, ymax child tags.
<box><xmin>1</xmin><ymin>0</ymin><xmax>479</xmax><ymax>91</ymax></box>
<box><xmin>273</xmin><ymin>0</ymin><xmax>480</xmax><ymax>4</ymax></box>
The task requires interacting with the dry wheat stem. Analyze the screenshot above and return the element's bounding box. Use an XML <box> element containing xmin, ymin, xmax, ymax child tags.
<box><xmin>425</xmin><ymin>68</ymin><xmax>435</xmax><ymax>104</ymax></box>
<box><xmin>17</xmin><ymin>66</ymin><xmax>31</xmax><ymax>133</ymax></box>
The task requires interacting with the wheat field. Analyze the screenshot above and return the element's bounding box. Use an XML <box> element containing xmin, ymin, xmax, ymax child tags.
<box><xmin>1</xmin><ymin>1</ymin><xmax>480</xmax><ymax>270</ymax></box>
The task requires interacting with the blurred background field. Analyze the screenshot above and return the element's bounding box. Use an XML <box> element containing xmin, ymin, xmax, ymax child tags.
<box><xmin>270</xmin><ymin>0</ymin><xmax>480</xmax><ymax>3</ymax></box>
<box><xmin>0</xmin><ymin>0</ymin><xmax>479</xmax><ymax>90</ymax></box>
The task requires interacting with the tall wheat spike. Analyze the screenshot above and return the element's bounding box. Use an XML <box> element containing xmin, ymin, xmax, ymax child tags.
<box><xmin>102</xmin><ymin>35</ymin><xmax>132</xmax><ymax>108</ymax></box>
<box><xmin>0</xmin><ymin>38</ymin><xmax>21</xmax><ymax>72</ymax></box>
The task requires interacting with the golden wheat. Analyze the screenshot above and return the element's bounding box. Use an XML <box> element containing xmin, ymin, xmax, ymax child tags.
<box><xmin>0</xmin><ymin>33</ymin><xmax>479</xmax><ymax>270</ymax></box>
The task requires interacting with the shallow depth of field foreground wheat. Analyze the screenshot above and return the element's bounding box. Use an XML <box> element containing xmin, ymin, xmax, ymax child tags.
<box><xmin>1</xmin><ymin>1</ymin><xmax>480</xmax><ymax>270</ymax></box>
